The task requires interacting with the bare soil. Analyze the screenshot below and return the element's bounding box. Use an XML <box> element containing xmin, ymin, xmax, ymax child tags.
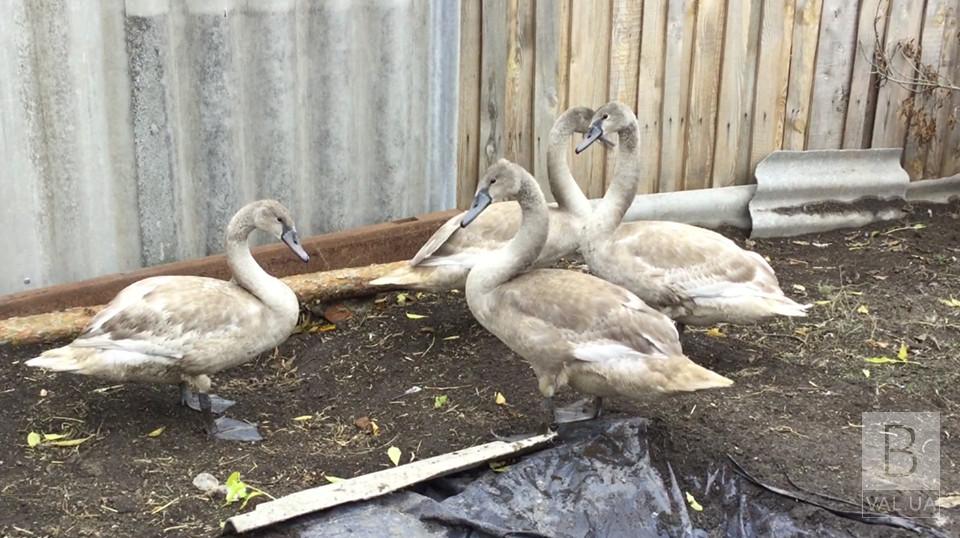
<box><xmin>1</xmin><ymin>202</ymin><xmax>958</xmax><ymax>537</ymax></box>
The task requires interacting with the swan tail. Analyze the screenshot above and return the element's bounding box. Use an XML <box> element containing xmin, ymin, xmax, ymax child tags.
<box><xmin>25</xmin><ymin>346</ymin><xmax>93</xmax><ymax>372</ymax></box>
<box><xmin>668</xmin><ymin>357</ymin><xmax>734</xmax><ymax>392</ymax></box>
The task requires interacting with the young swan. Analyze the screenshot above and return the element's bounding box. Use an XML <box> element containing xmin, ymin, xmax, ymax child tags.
<box><xmin>26</xmin><ymin>200</ymin><xmax>309</xmax><ymax>441</ymax></box>
<box><xmin>370</xmin><ymin>106</ymin><xmax>611</xmax><ymax>291</ymax></box>
<box><xmin>576</xmin><ymin>102</ymin><xmax>809</xmax><ymax>329</ymax></box>
<box><xmin>463</xmin><ymin>160</ymin><xmax>732</xmax><ymax>428</ymax></box>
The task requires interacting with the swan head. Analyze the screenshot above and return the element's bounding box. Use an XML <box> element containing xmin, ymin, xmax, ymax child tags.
<box><xmin>575</xmin><ymin>101</ymin><xmax>637</xmax><ymax>154</ymax></box>
<box><xmin>555</xmin><ymin>106</ymin><xmax>616</xmax><ymax>148</ymax></box>
<box><xmin>461</xmin><ymin>159</ymin><xmax>526</xmax><ymax>228</ymax></box>
<box><xmin>249</xmin><ymin>200</ymin><xmax>310</xmax><ymax>263</ymax></box>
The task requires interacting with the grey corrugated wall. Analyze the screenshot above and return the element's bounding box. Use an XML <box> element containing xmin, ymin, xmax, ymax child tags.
<box><xmin>0</xmin><ymin>0</ymin><xmax>460</xmax><ymax>296</ymax></box>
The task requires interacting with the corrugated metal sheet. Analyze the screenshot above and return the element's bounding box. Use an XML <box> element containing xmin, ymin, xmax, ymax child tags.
<box><xmin>0</xmin><ymin>0</ymin><xmax>459</xmax><ymax>295</ymax></box>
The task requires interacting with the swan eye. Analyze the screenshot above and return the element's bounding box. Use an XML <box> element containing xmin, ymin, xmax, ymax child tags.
<box><xmin>276</xmin><ymin>217</ymin><xmax>282</xmax><ymax>223</ymax></box>
<box><xmin>602</xmin><ymin>113</ymin><xmax>609</xmax><ymax>120</ymax></box>
<box><xmin>490</xmin><ymin>178</ymin><xmax>497</xmax><ymax>185</ymax></box>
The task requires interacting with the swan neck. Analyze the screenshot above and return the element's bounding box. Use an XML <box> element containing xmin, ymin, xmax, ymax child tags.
<box><xmin>547</xmin><ymin>123</ymin><xmax>591</xmax><ymax>219</ymax></box>
<box><xmin>589</xmin><ymin>123</ymin><xmax>639</xmax><ymax>236</ymax></box>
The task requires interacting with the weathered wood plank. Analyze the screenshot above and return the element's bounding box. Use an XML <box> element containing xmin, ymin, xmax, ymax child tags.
<box><xmin>903</xmin><ymin>0</ymin><xmax>950</xmax><ymax>179</ymax></box>
<box><xmin>659</xmin><ymin>0</ymin><xmax>696</xmax><ymax>192</ymax></box>
<box><xmin>806</xmin><ymin>0</ymin><xmax>859</xmax><ymax>149</ymax></box>
<box><xmin>783</xmin><ymin>0</ymin><xmax>824</xmax><ymax>150</ymax></box>
<box><xmin>635</xmin><ymin>0</ymin><xmax>667</xmax><ymax>194</ymax></box>
<box><xmin>533</xmin><ymin>0</ymin><xmax>571</xmax><ymax>202</ymax></box>
<box><xmin>749</xmin><ymin>0</ymin><xmax>796</xmax><ymax>171</ymax></box>
<box><xmin>843</xmin><ymin>0</ymin><xmax>890</xmax><ymax>148</ymax></box>
<box><xmin>870</xmin><ymin>0</ymin><xmax>925</xmax><ymax>149</ymax></box>
<box><xmin>606</xmin><ymin>0</ymin><xmax>643</xmax><ymax>188</ymax></box>
<box><xmin>504</xmin><ymin>0</ymin><xmax>535</xmax><ymax>171</ymax></box>
<box><xmin>479</xmin><ymin>0</ymin><xmax>508</xmax><ymax>176</ymax></box>
<box><xmin>567</xmin><ymin>0</ymin><xmax>611</xmax><ymax>197</ymax></box>
<box><xmin>456</xmin><ymin>0</ymin><xmax>482</xmax><ymax>209</ymax></box>
<box><xmin>712</xmin><ymin>0</ymin><xmax>763</xmax><ymax>187</ymax></box>
<box><xmin>928</xmin><ymin>3</ymin><xmax>959</xmax><ymax>177</ymax></box>
<box><xmin>683</xmin><ymin>0</ymin><xmax>725</xmax><ymax>190</ymax></box>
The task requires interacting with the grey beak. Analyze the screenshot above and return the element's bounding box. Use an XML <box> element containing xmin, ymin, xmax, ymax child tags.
<box><xmin>575</xmin><ymin>124</ymin><xmax>604</xmax><ymax>154</ymax></box>
<box><xmin>461</xmin><ymin>189</ymin><xmax>493</xmax><ymax>228</ymax></box>
<box><xmin>281</xmin><ymin>225</ymin><xmax>310</xmax><ymax>263</ymax></box>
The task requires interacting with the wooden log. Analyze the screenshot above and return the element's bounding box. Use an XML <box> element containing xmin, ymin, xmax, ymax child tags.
<box><xmin>0</xmin><ymin>261</ymin><xmax>408</xmax><ymax>346</ymax></box>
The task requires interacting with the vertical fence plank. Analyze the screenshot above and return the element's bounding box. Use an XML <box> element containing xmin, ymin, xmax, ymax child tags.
<box><xmin>843</xmin><ymin>0</ymin><xmax>890</xmax><ymax>148</ymax></box>
<box><xmin>567</xmin><ymin>0</ymin><xmax>611</xmax><ymax>197</ymax></box>
<box><xmin>659</xmin><ymin>0</ymin><xmax>697</xmax><ymax>192</ymax></box>
<box><xmin>479</xmin><ymin>0</ymin><xmax>507</xmax><ymax>177</ymax></box>
<box><xmin>782</xmin><ymin>0</ymin><xmax>824</xmax><ymax>150</ymax></box>
<box><xmin>928</xmin><ymin>3</ymin><xmax>958</xmax><ymax>177</ymax></box>
<box><xmin>806</xmin><ymin>0</ymin><xmax>858</xmax><ymax>149</ymax></box>
<box><xmin>457</xmin><ymin>0</ymin><xmax>481</xmax><ymax>208</ymax></box>
<box><xmin>684</xmin><ymin>0</ymin><xmax>725</xmax><ymax>190</ymax></box>
<box><xmin>749</xmin><ymin>0</ymin><xmax>796</xmax><ymax>171</ymax></box>
<box><xmin>635</xmin><ymin>0</ymin><xmax>667</xmax><ymax>193</ymax></box>
<box><xmin>712</xmin><ymin>0</ymin><xmax>763</xmax><ymax>187</ymax></box>
<box><xmin>903</xmin><ymin>0</ymin><xmax>950</xmax><ymax>179</ymax></box>
<box><xmin>607</xmin><ymin>0</ymin><xmax>642</xmax><ymax>188</ymax></box>
<box><xmin>533</xmin><ymin>0</ymin><xmax>570</xmax><ymax>201</ymax></box>
<box><xmin>871</xmin><ymin>0</ymin><xmax>925</xmax><ymax>150</ymax></box>
<box><xmin>504</xmin><ymin>0</ymin><xmax>535</xmax><ymax>172</ymax></box>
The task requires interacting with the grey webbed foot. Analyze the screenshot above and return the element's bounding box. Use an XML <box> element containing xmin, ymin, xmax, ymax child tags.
<box><xmin>179</xmin><ymin>384</ymin><xmax>236</xmax><ymax>414</ymax></box>
<box><xmin>206</xmin><ymin>416</ymin><xmax>263</xmax><ymax>442</ymax></box>
<box><xmin>552</xmin><ymin>397</ymin><xmax>603</xmax><ymax>424</ymax></box>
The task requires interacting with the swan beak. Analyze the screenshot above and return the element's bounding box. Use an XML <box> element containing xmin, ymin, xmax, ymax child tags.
<box><xmin>281</xmin><ymin>226</ymin><xmax>310</xmax><ymax>263</ymax></box>
<box><xmin>575</xmin><ymin>124</ymin><xmax>604</xmax><ymax>154</ymax></box>
<box><xmin>461</xmin><ymin>189</ymin><xmax>492</xmax><ymax>228</ymax></box>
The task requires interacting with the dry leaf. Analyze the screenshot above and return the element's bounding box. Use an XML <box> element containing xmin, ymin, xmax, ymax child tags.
<box><xmin>862</xmin><ymin>369</ymin><xmax>871</xmax><ymax>379</ymax></box>
<box><xmin>47</xmin><ymin>436</ymin><xmax>93</xmax><ymax>447</ymax></box>
<box><xmin>27</xmin><ymin>432</ymin><xmax>40</xmax><ymax>447</ymax></box>
<box><xmin>935</xmin><ymin>495</ymin><xmax>960</xmax><ymax>509</ymax></box>
<box><xmin>325</xmin><ymin>475</ymin><xmax>343</xmax><ymax>484</ymax></box>
<box><xmin>705</xmin><ymin>327</ymin><xmax>725</xmax><ymax>338</ymax></box>
<box><xmin>387</xmin><ymin>446</ymin><xmax>401</xmax><ymax>466</ymax></box>
<box><xmin>324</xmin><ymin>304</ymin><xmax>353</xmax><ymax>323</ymax></box>
<box><xmin>856</xmin><ymin>305</ymin><xmax>870</xmax><ymax>315</ymax></box>
<box><xmin>147</xmin><ymin>427</ymin><xmax>165</xmax><ymax>438</ymax></box>
<box><xmin>292</xmin><ymin>415</ymin><xmax>313</xmax><ymax>422</ymax></box>
<box><xmin>495</xmin><ymin>392</ymin><xmax>507</xmax><ymax>405</ymax></box>
<box><xmin>939</xmin><ymin>297</ymin><xmax>960</xmax><ymax>308</ymax></box>
<box><xmin>685</xmin><ymin>491</ymin><xmax>703</xmax><ymax>512</ymax></box>
<box><xmin>897</xmin><ymin>343</ymin><xmax>908</xmax><ymax>362</ymax></box>
<box><xmin>405</xmin><ymin>312</ymin><xmax>427</xmax><ymax>320</ymax></box>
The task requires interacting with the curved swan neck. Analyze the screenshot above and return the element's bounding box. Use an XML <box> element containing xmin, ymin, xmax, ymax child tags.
<box><xmin>469</xmin><ymin>175</ymin><xmax>549</xmax><ymax>290</ymax></box>
<box><xmin>588</xmin><ymin>122</ymin><xmax>640</xmax><ymax>237</ymax></box>
<box><xmin>547</xmin><ymin>117</ymin><xmax>592</xmax><ymax>219</ymax></box>
<box><xmin>225</xmin><ymin>205</ymin><xmax>283</xmax><ymax>307</ymax></box>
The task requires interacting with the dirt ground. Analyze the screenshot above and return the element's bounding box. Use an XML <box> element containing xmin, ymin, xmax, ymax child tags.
<box><xmin>1</xmin><ymin>202</ymin><xmax>958</xmax><ymax>537</ymax></box>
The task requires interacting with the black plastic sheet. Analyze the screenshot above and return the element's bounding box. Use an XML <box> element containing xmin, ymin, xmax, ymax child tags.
<box><xmin>264</xmin><ymin>419</ymin><xmax>938</xmax><ymax>537</ymax></box>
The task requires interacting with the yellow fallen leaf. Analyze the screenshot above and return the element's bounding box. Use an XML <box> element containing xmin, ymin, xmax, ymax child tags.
<box><xmin>292</xmin><ymin>415</ymin><xmax>313</xmax><ymax>422</ymax></box>
<box><xmin>442</xmin><ymin>335</ymin><xmax>460</xmax><ymax>341</ymax></box>
<box><xmin>939</xmin><ymin>297</ymin><xmax>960</xmax><ymax>308</ymax></box>
<box><xmin>489</xmin><ymin>461</ymin><xmax>511</xmax><ymax>473</ymax></box>
<box><xmin>47</xmin><ymin>435</ymin><xmax>93</xmax><ymax>447</ymax></box>
<box><xmin>494</xmin><ymin>392</ymin><xmax>507</xmax><ymax>405</ymax></box>
<box><xmin>370</xmin><ymin>421</ymin><xmax>380</xmax><ymax>436</ymax></box>
<box><xmin>864</xmin><ymin>356</ymin><xmax>897</xmax><ymax>364</ymax></box>
<box><xmin>147</xmin><ymin>427</ymin><xmax>165</xmax><ymax>438</ymax></box>
<box><xmin>705</xmin><ymin>327</ymin><xmax>725</xmax><ymax>338</ymax></box>
<box><xmin>856</xmin><ymin>305</ymin><xmax>869</xmax><ymax>315</ymax></box>
<box><xmin>27</xmin><ymin>432</ymin><xmax>40</xmax><ymax>447</ymax></box>
<box><xmin>862</xmin><ymin>369</ymin><xmax>871</xmax><ymax>379</ymax></box>
<box><xmin>814</xmin><ymin>300</ymin><xmax>831</xmax><ymax>306</ymax></box>
<box><xmin>43</xmin><ymin>433</ymin><xmax>68</xmax><ymax>441</ymax></box>
<box><xmin>387</xmin><ymin>446</ymin><xmax>401</xmax><ymax>466</ymax></box>
<box><xmin>792</xmin><ymin>284</ymin><xmax>806</xmax><ymax>292</ymax></box>
<box><xmin>396</xmin><ymin>292</ymin><xmax>410</xmax><ymax>305</ymax></box>
<box><xmin>685</xmin><ymin>491</ymin><xmax>703</xmax><ymax>512</ymax></box>
<box><xmin>897</xmin><ymin>343</ymin><xmax>908</xmax><ymax>362</ymax></box>
<box><xmin>405</xmin><ymin>312</ymin><xmax>427</xmax><ymax>320</ymax></box>
<box><xmin>935</xmin><ymin>495</ymin><xmax>960</xmax><ymax>509</ymax></box>
<box><xmin>325</xmin><ymin>475</ymin><xmax>343</xmax><ymax>484</ymax></box>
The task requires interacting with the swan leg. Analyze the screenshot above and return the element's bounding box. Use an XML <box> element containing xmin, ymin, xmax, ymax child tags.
<box><xmin>178</xmin><ymin>383</ymin><xmax>236</xmax><ymax>414</ymax></box>
<box><xmin>553</xmin><ymin>396</ymin><xmax>603</xmax><ymax>424</ymax></box>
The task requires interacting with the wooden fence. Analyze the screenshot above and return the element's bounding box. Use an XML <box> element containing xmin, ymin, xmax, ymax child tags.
<box><xmin>456</xmin><ymin>0</ymin><xmax>960</xmax><ymax>208</ymax></box>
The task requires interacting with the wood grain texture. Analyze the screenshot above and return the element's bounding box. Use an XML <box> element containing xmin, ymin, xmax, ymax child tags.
<box><xmin>806</xmin><ymin>0</ymin><xmax>858</xmax><ymax>149</ymax></box>
<box><xmin>606</xmin><ymin>0</ymin><xmax>643</xmax><ymax>188</ymax></box>
<box><xmin>635</xmin><ymin>0</ymin><xmax>667</xmax><ymax>194</ymax></box>
<box><xmin>479</xmin><ymin>0</ymin><xmax>508</xmax><ymax>176</ymax></box>
<box><xmin>843</xmin><ymin>0</ymin><xmax>890</xmax><ymax>148</ymax></box>
<box><xmin>659</xmin><ymin>0</ymin><xmax>697</xmax><ymax>192</ymax></box>
<box><xmin>871</xmin><ymin>0</ymin><xmax>925</xmax><ymax>149</ymax></box>
<box><xmin>930</xmin><ymin>3</ymin><xmax>959</xmax><ymax>177</ymax></box>
<box><xmin>684</xmin><ymin>0</ymin><xmax>726</xmax><ymax>190</ymax></box>
<box><xmin>782</xmin><ymin>0</ymin><xmax>824</xmax><ymax>150</ymax></box>
<box><xmin>749</xmin><ymin>0</ymin><xmax>796</xmax><ymax>171</ymax></box>
<box><xmin>533</xmin><ymin>0</ymin><xmax>571</xmax><ymax>201</ymax></box>
<box><xmin>504</xmin><ymin>0</ymin><xmax>535</xmax><ymax>172</ymax></box>
<box><xmin>456</xmin><ymin>0</ymin><xmax>482</xmax><ymax>208</ymax></box>
<box><xmin>567</xmin><ymin>0</ymin><xmax>611</xmax><ymax>197</ymax></box>
<box><xmin>903</xmin><ymin>0</ymin><xmax>950</xmax><ymax>179</ymax></box>
<box><xmin>712</xmin><ymin>0</ymin><xmax>763</xmax><ymax>187</ymax></box>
